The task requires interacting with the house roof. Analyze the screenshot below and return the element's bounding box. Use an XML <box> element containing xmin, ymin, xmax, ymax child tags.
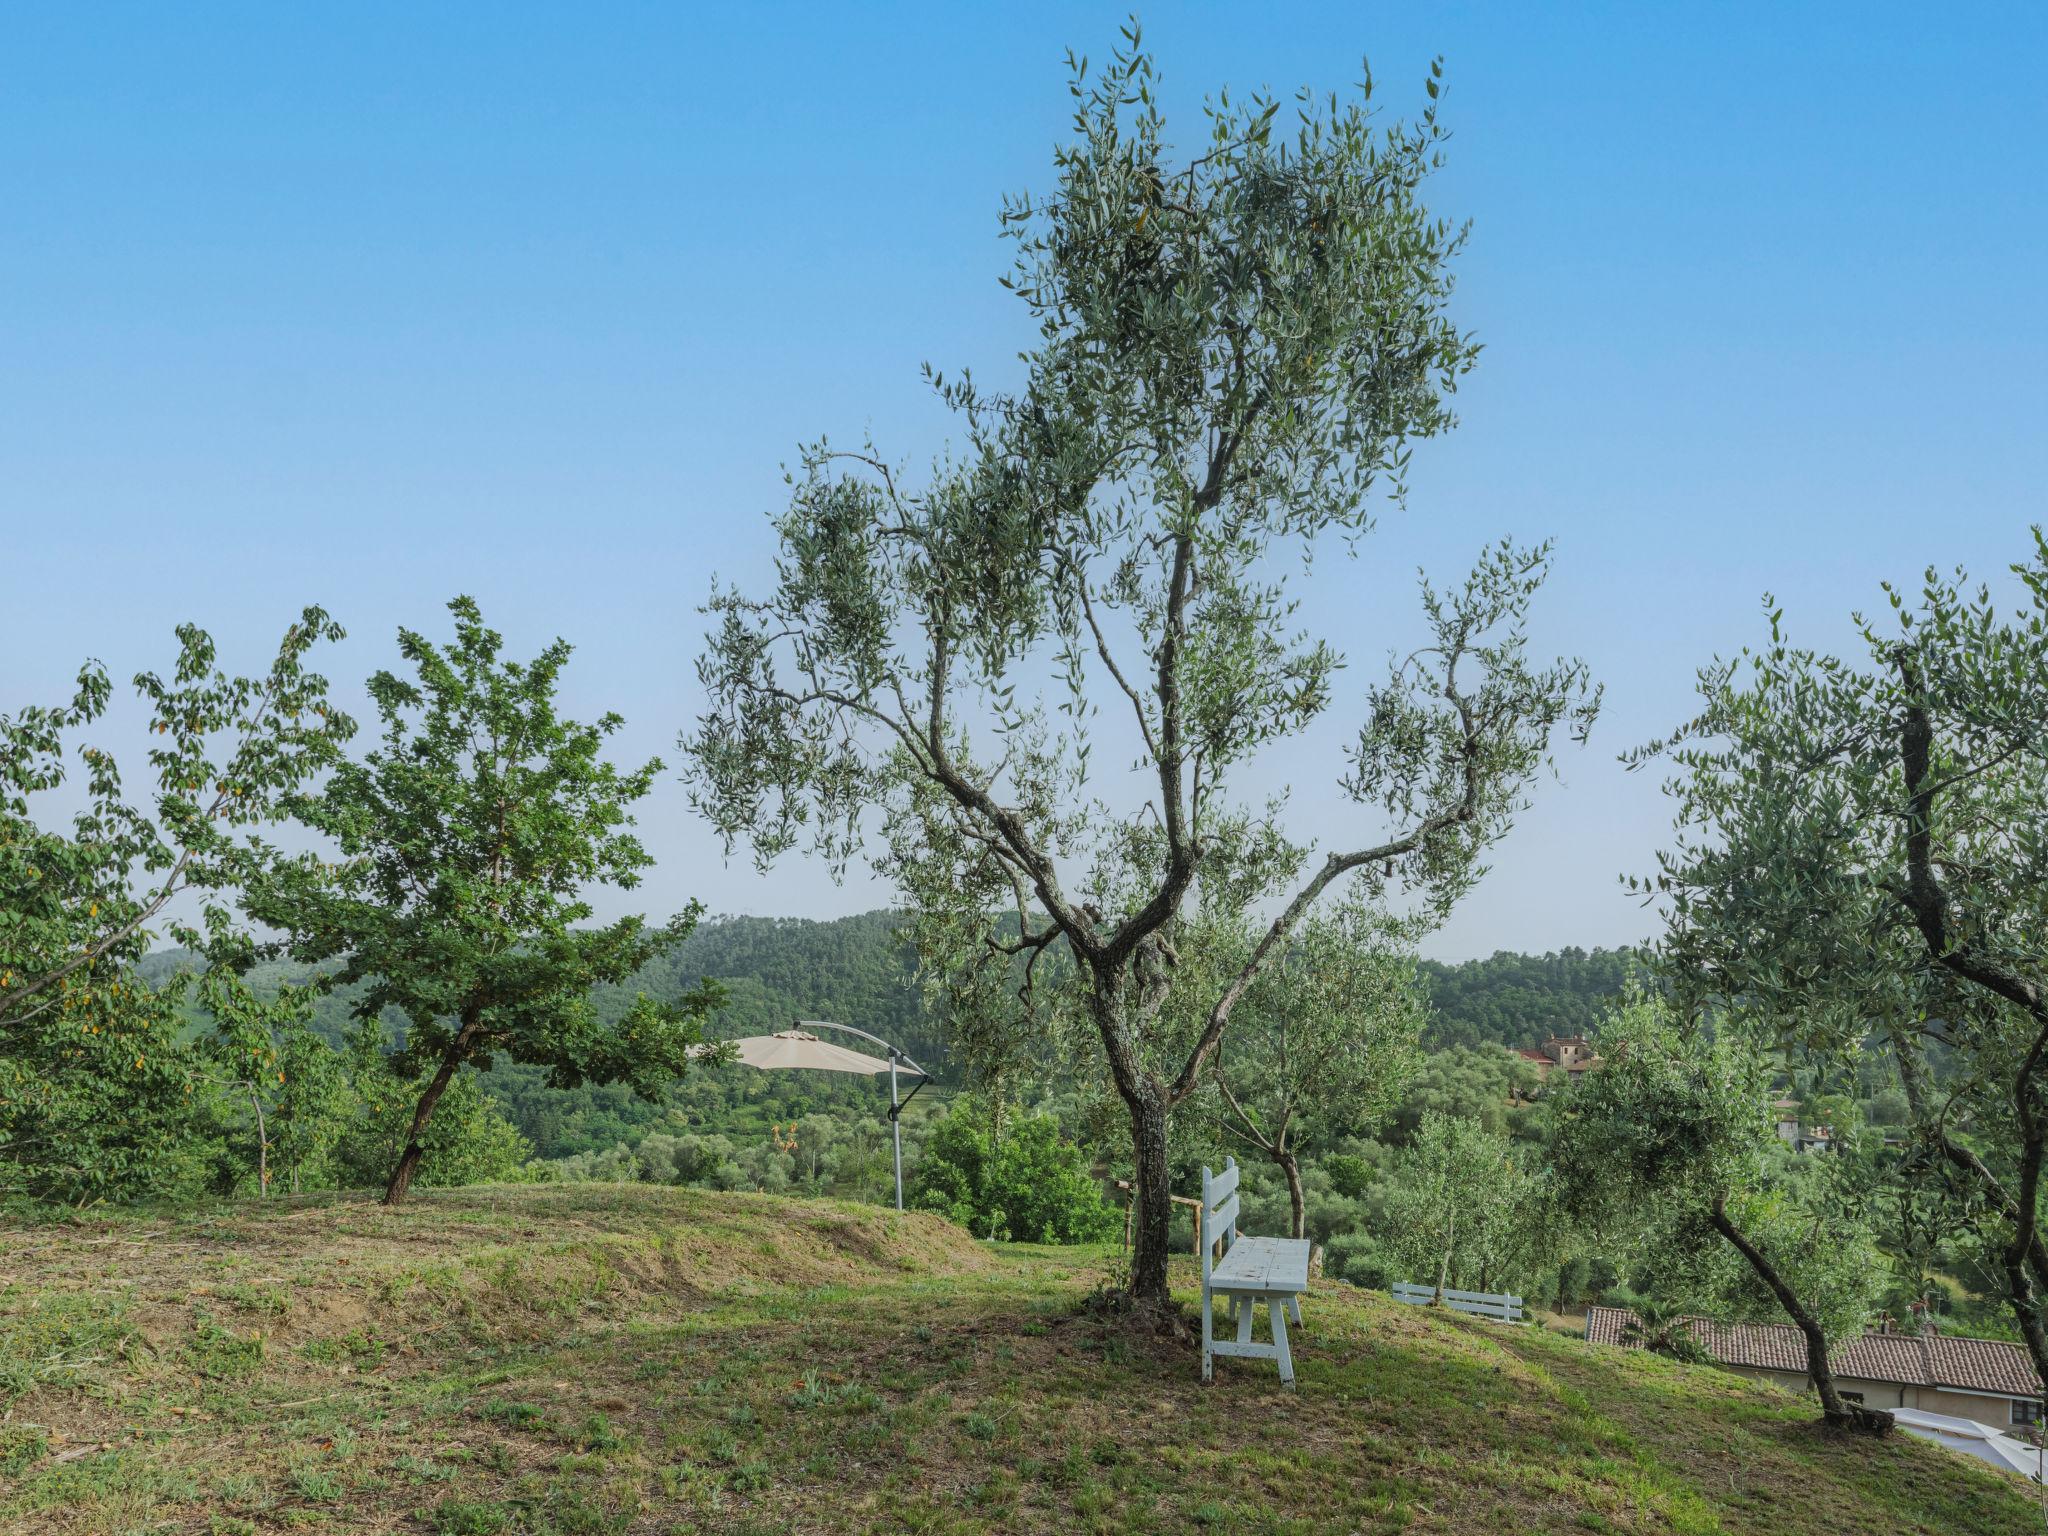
<box><xmin>1585</xmin><ymin>1306</ymin><xmax>2043</xmax><ymax>1399</ymax></box>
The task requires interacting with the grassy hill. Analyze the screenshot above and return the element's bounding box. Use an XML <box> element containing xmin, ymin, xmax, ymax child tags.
<box><xmin>1</xmin><ymin>1187</ymin><xmax>2034</xmax><ymax>1535</ymax></box>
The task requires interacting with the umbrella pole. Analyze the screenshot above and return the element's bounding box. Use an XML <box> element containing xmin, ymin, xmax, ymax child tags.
<box><xmin>888</xmin><ymin>1056</ymin><xmax>904</xmax><ymax>1211</ymax></box>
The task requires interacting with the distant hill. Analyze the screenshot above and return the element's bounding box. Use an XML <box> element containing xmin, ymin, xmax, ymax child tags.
<box><xmin>140</xmin><ymin>909</ymin><xmax>942</xmax><ymax>1060</ymax></box>
<box><xmin>141</xmin><ymin>917</ymin><xmax>1646</xmax><ymax>1158</ymax></box>
<box><xmin>1418</xmin><ymin>946</ymin><xmax>1645</xmax><ymax>1051</ymax></box>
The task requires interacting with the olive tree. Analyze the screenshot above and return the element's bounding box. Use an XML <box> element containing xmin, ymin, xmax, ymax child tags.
<box><xmin>685</xmin><ymin>34</ymin><xmax>1596</xmax><ymax>1304</ymax></box>
<box><xmin>1632</xmin><ymin>535</ymin><xmax>2048</xmax><ymax>1404</ymax></box>
<box><xmin>1387</xmin><ymin>1108</ymin><xmax>1544</xmax><ymax>1301</ymax></box>
<box><xmin>1205</xmin><ymin>899</ymin><xmax>1424</xmax><ymax>1238</ymax></box>
<box><xmin>1552</xmin><ymin>997</ymin><xmax>1890</xmax><ymax>1430</ymax></box>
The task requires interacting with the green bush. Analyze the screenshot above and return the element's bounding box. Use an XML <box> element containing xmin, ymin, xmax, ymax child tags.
<box><xmin>910</xmin><ymin>1102</ymin><xmax>1118</xmax><ymax>1244</ymax></box>
<box><xmin>327</xmin><ymin>1048</ymin><xmax>531</xmax><ymax>1192</ymax></box>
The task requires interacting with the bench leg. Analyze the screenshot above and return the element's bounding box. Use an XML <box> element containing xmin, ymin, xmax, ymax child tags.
<box><xmin>1201</xmin><ymin>1287</ymin><xmax>1214</xmax><ymax>1383</ymax></box>
<box><xmin>1270</xmin><ymin>1296</ymin><xmax>1295</xmax><ymax>1388</ymax></box>
<box><xmin>1236</xmin><ymin>1295</ymin><xmax>1254</xmax><ymax>1347</ymax></box>
<box><xmin>1286</xmin><ymin>1293</ymin><xmax>1302</xmax><ymax>1329</ymax></box>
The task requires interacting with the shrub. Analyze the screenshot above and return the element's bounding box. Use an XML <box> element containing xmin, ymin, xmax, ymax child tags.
<box><xmin>910</xmin><ymin>1103</ymin><xmax>1118</xmax><ymax>1244</ymax></box>
<box><xmin>327</xmin><ymin>1038</ymin><xmax>531</xmax><ymax>1192</ymax></box>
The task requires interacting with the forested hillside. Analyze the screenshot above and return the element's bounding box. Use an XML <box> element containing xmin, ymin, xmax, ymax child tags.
<box><xmin>1417</xmin><ymin>946</ymin><xmax>1643</xmax><ymax>1050</ymax></box>
<box><xmin>138</xmin><ymin>912</ymin><xmax>945</xmax><ymax>1163</ymax></box>
<box><xmin>141</xmin><ymin>917</ymin><xmax>1644</xmax><ymax>1163</ymax></box>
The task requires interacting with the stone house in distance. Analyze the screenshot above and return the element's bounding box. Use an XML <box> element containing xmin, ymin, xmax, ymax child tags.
<box><xmin>1510</xmin><ymin>1035</ymin><xmax>1603</xmax><ymax>1084</ymax></box>
<box><xmin>1586</xmin><ymin>1306</ymin><xmax>2044</xmax><ymax>1431</ymax></box>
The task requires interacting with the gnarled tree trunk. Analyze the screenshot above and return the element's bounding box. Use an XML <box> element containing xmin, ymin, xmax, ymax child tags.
<box><xmin>1710</xmin><ymin>1194</ymin><xmax>1891</xmax><ymax>1435</ymax></box>
<box><xmin>1125</xmin><ymin>1083</ymin><xmax>1173</xmax><ymax>1305</ymax></box>
<box><xmin>1092</xmin><ymin>977</ymin><xmax>1175</xmax><ymax>1308</ymax></box>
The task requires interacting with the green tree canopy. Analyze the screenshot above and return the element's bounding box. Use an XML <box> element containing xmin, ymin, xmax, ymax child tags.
<box><xmin>1</xmin><ymin>609</ymin><xmax>353</xmax><ymax>1202</ymax></box>
<box><xmin>1633</xmin><ymin>535</ymin><xmax>2048</xmax><ymax>1403</ymax></box>
<box><xmin>1385</xmin><ymin>1109</ymin><xmax>1547</xmax><ymax>1301</ymax></box>
<box><xmin>1203</xmin><ymin>899</ymin><xmax>1424</xmax><ymax>1238</ymax></box>
<box><xmin>1552</xmin><ymin>997</ymin><xmax>1889</xmax><ymax>1429</ymax></box>
<box><xmin>252</xmin><ymin>597</ymin><xmax>720</xmax><ymax>1202</ymax></box>
<box><xmin>684</xmin><ymin>30</ymin><xmax>1595</xmax><ymax>1305</ymax></box>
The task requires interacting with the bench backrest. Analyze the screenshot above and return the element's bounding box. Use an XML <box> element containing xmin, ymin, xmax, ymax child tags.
<box><xmin>1390</xmin><ymin>1282</ymin><xmax>1524</xmax><ymax>1322</ymax></box>
<box><xmin>1200</xmin><ymin>1158</ymin><xmax>1240</xmax><ymax>1284</ymax></box>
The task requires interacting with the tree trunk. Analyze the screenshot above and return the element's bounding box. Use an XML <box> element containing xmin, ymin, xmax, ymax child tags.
<box><xmin>1710</xmin><ymin>1195</ymin><xmax>1890</xmax><ymax>1435</ymax></box>
<box><xmin>1125</xmin><ymin>1082</ymin><xmax>1173</xmax><ymax>1307</ymax></box>
<box><xmin>1891</xmin><ymin>1025</ymin><xmax>2048</xmax><ymax>1400</ymax></box>
<box><xmin>1088</xmin><ymin>976</ymin><xmax>1175</xmax><ymax>1309</ymax></box>
<box><xmin>384</xmin><ymin>1011</ymin><xmax>483</xmax><ymax>1206</ymax></box>
<box><xmin>1433</xmin><ymin>1210</ymin><xmax>1455</xmax><ymax>1304</ymax></box>
<box><xmin>246</xmin><ymin>1082</ymin><xmax>269</xmax><ymax>1199</ymax></box>
<box><xmin>1996</xmin><ymin>1073</ymin><xmax>2048</xmax><ymax>1416</ymax></box>
<box><xmin>1280</xmin><ymin>1152</ymin><xmax>1307</xmax><ymax>1242</ymax></box>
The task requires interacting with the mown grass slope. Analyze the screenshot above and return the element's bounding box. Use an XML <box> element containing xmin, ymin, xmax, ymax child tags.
<box><xmin>1</xmin><ymin>1184</ymin><xmax>2035</xmax><ymax>1535</ymax></box>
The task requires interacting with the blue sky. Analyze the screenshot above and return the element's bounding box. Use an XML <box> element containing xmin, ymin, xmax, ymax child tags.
<box><xmin>3</xmin><ymin>3</ymin><xmax>2042</xmax><ymax>959</ymax></box>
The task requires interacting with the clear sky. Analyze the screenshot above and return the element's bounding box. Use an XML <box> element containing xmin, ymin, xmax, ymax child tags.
<box><xmin>3</xmin><ymin>3</ymin><xmax>2042</xmax><ymax>960</ymax></box>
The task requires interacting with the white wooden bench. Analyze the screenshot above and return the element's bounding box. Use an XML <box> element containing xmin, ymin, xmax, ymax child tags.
<box><xmin>1200</xmin><ymin>1157</ymin><xmax>1312</xmax><ymax>1387</ymax></box>
<box><xmin>1391</xmin><ymin>1282</ymin><xmax>1524</xmax><ymax>1322</ymax></box>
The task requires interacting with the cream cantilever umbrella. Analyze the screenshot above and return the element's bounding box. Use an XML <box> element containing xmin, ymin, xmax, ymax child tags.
<box><xmin>689</xmin><ymin>1021</ymin><xmax>929</xmax><ymax>1210</ymax></box>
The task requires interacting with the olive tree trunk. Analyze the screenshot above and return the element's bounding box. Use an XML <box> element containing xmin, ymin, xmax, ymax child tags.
<box><xmin>1709</xmin><ymin>1194</ymin><xmax>1891</xmax><ymax>1434</ymax></box>
<box><xmin>1090</xmin><ymin>978</ymin><xmax>1176</xmax><ymax>1308</ymax></box>
<box><xmin>1280</xmin><ymin>1151</ymin><xmax>1307</xmax><ymax>1242</ymax></box>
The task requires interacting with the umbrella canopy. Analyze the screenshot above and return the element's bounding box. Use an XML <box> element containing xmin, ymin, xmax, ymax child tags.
<box><xmin>691</xmin><ymin>1028</ymin><xmax>924</xmax><ymax>1078</ymax></box>
<box><xmin>1892</xmin><ymin>1408</ymin><xmax>2045</xmax><ymax>1483</ymax></box>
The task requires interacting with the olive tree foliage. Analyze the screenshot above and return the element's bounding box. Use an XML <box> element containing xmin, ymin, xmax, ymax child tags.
<box><xmin>1630</xmin><ymin>537</ymin><xmax>2048</xmax><ymax>1405</ymax></box>
<box><xmin>1199</xmin><ymin>898</ymin><xmax>1425</xmax><ymax>1239</ymax></box>
<box><xmin>1386</xmin><ymin>1109</ymin><xmax>1546</xmax><ymax>1301</ymax></box>
<box><xmin>251</xmin><ymin>598</ymin><xmax>720</xmax><ymax>1204</ymax></box>
<box><xmin>1552</xmin><ymin>996</ymin><xmax>1890</xmax><ymax>1430</ymax></box>
<box><xmin>1</xmin><ymin>612</ymin><xmax>353</xmax><ymax>1202</ymax></box>
<box><xmin>684</xmin><ymin>34</ymin><xmax>1596</xmax><ymax>1304</ymax></box>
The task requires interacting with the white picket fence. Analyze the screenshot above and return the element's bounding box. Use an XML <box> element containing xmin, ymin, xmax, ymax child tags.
<box><xmin>1391</xmin><ymin>1282</ymin><xmax>1524</xmax><ymax>1323</ymax></box>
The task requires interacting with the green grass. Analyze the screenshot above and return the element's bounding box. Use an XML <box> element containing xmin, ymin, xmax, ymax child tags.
<box><xmin>0</xmin><ymin>1183</ymin><xmax>2038</xmax><ymax>1534</ymax></box>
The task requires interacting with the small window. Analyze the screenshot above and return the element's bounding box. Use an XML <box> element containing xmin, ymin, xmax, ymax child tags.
<box><xmin>2012</xmin><ymin>1399</ymin><xmax>2044</xmax><ymax>1428</ymax></box>
<box><xmin>1839</xmin><ymin>1391</ymin><xmax>1864</xmax><ymax>1405</ymax></box>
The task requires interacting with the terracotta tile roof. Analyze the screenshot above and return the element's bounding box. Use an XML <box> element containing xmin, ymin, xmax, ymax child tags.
<box><xmin>1583</xmin><ymin>1306</ymin><xmax>1634</xmax><ymax>1348</ymax></box>
<box><xmin>1928</xmin><ymin>1334</ymin><xmax>2043</xmax><ymax>1399</ymax></box>
<box><xmin>1686</xmin><ymin>1315</ymin><xmax>1808</xmax><ymax>1374</ymax></box>
<box><xmin>1584</xmin><ymin>1306</ymin><xmax>2043</xmax><ymax>1399</ymax></box>
<box><xmin>1836</xmin><ymin>1330</ymin><xmax>1928</xmax><ymax>1385</ymax></box>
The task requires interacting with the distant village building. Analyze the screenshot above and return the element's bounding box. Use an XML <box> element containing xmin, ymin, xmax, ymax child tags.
<box><xmin>1586</xmin><ymin>1306</ymin><xmax>2044</xmax><ymax>1431</ymax></box>
<box><xmin>1772</xmin><ymin>1097</ymin><xmax>1801</xmax><ymax>1144</ymax></box>
<box><xmin>1510</xmin><ymin>1035</ymin><xmax>1603</xmax><ymax>1084</ymax></box>
<box><xmin>1771</xmin><ymin>1097</ymin><xmax>1836</xmax><ymax>1153</ymax></box>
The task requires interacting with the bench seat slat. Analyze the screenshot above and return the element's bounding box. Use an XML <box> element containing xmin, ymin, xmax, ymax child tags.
<box><xmin>1211</xmin><ymin>1235</ymin><xmax>1310</xmax><ymax>1294</ymax></box>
